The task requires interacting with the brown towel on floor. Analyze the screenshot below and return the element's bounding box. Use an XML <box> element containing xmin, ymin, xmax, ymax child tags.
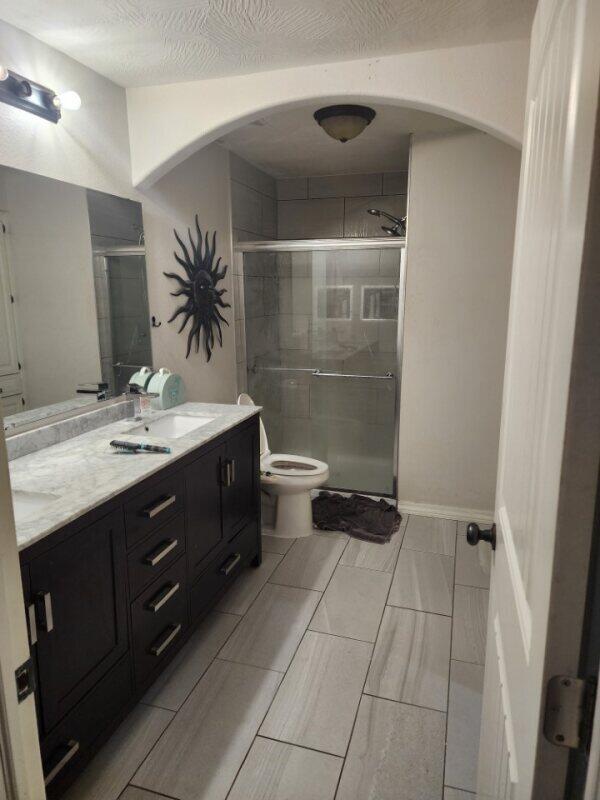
<box><xmin>312</xmin><ymin>491</ymin><xmax>402</xmax><ymax>543</ymax></box>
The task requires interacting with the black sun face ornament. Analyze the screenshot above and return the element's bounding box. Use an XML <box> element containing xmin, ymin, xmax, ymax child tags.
<box><xmin>164</xmin><ymin>216</ymin><xmax>230</xmax><ymax>361</ymax></box>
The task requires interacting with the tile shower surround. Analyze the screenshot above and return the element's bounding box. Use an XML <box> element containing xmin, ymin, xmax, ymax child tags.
<box><xmin>63</xmin><ymin>515</ymin><xmax>489</xmax><ymax>800</ymax></box>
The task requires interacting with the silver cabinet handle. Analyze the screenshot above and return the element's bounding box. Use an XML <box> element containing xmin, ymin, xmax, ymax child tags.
<box><xmin>230</xmin><ymin>458</ymin><xmax>236</xmax><ymax>485</ymax></box>
<box><xmin>147</xmin><ymin>582</ymin><xmax>180</xmax><ymax>613</ymax></box>
<box><xmin>141</xmin><ymin>494</ymin><xmax>176</xmax><ymax>519</ymax></box>
<box><xmin>44</xmin><ymin>740</ymin><xmax>80</xmax><ymax>786</ymax></box>
<box><xmin>36</xmin><ymin>591</ymin><xmax>54</xmax><ymax>633</ymax></box>
<box><xmin>144</xmin><ymin>538</ymin><xmax>178</xmax><ymax>567</ymax></box>
<box><xmin>27</xmin><ymin>603</ymin><xmax>37</xmax><ymax>645</ymax></box>
<box><xmin>150</xmin><ymin>623</ymin><xmax>182</xmax><ymax>656</ymax></box>
<box><xmin>220</xmin><ymin>552</ymin><xmax>241</xmax><ymax>576</ymax></box>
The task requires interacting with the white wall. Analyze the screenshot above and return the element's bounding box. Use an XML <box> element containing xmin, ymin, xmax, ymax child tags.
<box><xmin>0</xmin><ymin>19</ymin><xmax>133</xmax><ymax>198</ymax></box>
<box><xmin>127</xmin><ymin>39</ymin><xmax>529</xmax><ymax>188</ymax></box>
<box><xmin>398</xmin><ymin>129</ymin><xmax>521</xmax><ymax>517</ymax></box>
<box><xmin>142</xmin><ymin>145</ymin><xmax>237</xmax><ymax>403</ymax></box>
<box><xmin>0</xmin><ymin>168</ymin><xmax>102</xmax><ymax>408</ymax></box>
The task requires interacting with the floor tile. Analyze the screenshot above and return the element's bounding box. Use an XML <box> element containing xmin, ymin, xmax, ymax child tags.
<box><xmin>455</xmin><ymin>525</ymin><xmax>491</xmax><ymax>588</ymax></box>
<box><xmin>452</xmin><ymin>585</ymin><xmax>489</xmax><ymax>665</ymax></box>
<box><xmin>133</xmin><ymin>660</ymin><xmax>281</xmax><ymax>800</ymax></box>
<box><xmin>227</xmin><ymin>737</ymin><xmax>342</xmax><ymax>800</ymax></box>
<box><xmin>269</xmin><ymin>532</ymin><xmax>347</xmax><ymax>591</ymax></box>
<box><xmin>64</xmin><ymin>705</ymin><xmax>173</xmax><ymax>800</ymax></box>
<box><xmin>219</xmin><ymin>582</ymin><xmax>321</xmax><ymax>671</ymax></box>
<box><xmin>216</xmin><ymin>552</ymin><xmax>283</xmax><ymax>615</ymax></box>
<box><xmin>262</xmin><ymin>533</ymin><xmax>295</xmax><ymax>554</ymax></box>
<box><xmin>444</xmin><ymin>788</ymin><xmax>476</xmax><ymax>799</ymax></box>
<box><xmin>120</xmin><ymin>789</ymin><xmax>167</xmax><ymax>800</ymax></box>
<box><xmin>365</xmin><ymin>606</ymin><xmax>451</xmax><ymax>711</ymax></box>
<box><xmin>309</xmin><ymin>565</ymin><xmax>391</xmax><ymax>642</ymax></box>
<box><xmin>260</xmin><ymin>631</ymin><xmax>372</xmax><ymax>756</ymax></box>
<box><xmin>388</xmin><ymin>549</ymin><xmax>454</xmax><ymax>615</ymax></box>
<box><xmin>445</xmin><ymin>660</ymin><xmax>485</xmax><ymax>793</ymax></box>
<box><xmin>336</xmin><ymin>695</ymin><xmax>445</xmax><ymax>800</ymax></box>
<box><xmin>403</xmin><ymin>515</ymin><xmax>457</xmax><ymax>555</ymax></box>
<box><xmin>142</xmin><ymin>611</ymin><xmax>240</xmax><ymax>711</ymax></box>
<box><xmin>339</xmin><ymin>526</ymin><xmax>405</xmax><ymax>573</ymax></box>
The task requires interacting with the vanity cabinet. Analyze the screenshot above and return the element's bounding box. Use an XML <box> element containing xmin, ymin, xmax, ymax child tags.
<box><xmin>20</xmin><ymin>414</ymin><xmax>261</xmax><ymax>798</ymax></box>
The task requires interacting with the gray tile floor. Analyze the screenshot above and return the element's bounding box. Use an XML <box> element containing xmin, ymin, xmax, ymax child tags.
<box><xmin>65</xmin><ymin>515</ymin><xmax>491</xmax><ymax>800</ymax></box>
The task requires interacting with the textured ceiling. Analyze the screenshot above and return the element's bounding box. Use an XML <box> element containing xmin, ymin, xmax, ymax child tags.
<box><xmin>0</xmin><ymin>0</ymin><xmax>535</xmax><ymax>88</ymax></box>
<box><xmin>219</xmin><ymin>103</ymin><xmax>465</xmax><ymax>177</ymax></box>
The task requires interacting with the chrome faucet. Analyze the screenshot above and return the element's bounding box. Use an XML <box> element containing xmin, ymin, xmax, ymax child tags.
<box><xmin>125</xmin><ymin>384</ymin><xmax>159</xmax><ymax>418</ymax></box>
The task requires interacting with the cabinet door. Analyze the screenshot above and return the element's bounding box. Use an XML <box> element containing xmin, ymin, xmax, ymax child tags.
<box><xmin>29</xmin><ymin>510</ymin><xmax>128</xmax><ymax>733</ymax></box>
<box><xmin>185</xmin><ymin>444</ymin><xmax>224</xmax><ymax>578</ymax></box>
<box><xmin>222</xmin><ymin>421</ymin><xmax>259</xmax><ymax>540</ymax></box>
<box><xmin>0</xmin><ymin>227</ymin><xmax>20</xmax><ymax>377</ymax></box>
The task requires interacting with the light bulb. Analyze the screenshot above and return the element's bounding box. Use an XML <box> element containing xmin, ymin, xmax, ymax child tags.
<box><xmin>0</xmin><ymin>65</ymin><xmax>9</xmax><ymax>82</ymax></box>
<box><xmin>55</xmin><ymin>90</ymin><xmax>81</xmax><ymax>111</ymax></box>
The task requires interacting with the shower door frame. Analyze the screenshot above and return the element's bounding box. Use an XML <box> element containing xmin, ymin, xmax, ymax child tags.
<box><xmin>234</xmin><ymin>237</ymin><xmax>407</xmax><ymax>499</ymax></box>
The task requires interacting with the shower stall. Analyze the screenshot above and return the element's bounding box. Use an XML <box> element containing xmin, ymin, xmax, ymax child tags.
<box><xmin>235</xmin><ymin>238</ymin><xmax>406</xmax><ymax>498</ymax></box>
<box><xmin>92</xmin><ymin>246</ymin><xmax>153</xmax><ymax>396</ymax></box>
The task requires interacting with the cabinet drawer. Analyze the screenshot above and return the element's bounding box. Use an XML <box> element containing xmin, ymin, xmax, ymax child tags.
<box><xmin>190</xmin><ymin>518</ymin><xmax>258</xmax><ymax>622</ymax></box>
<box><xmin>42</xmin><ymin>654</ymin><xmax>132</xmax><ymax>799</ymax></box>
<box><xmin>124</xmin><ymin>471</ymin><xmax>185</xmax><ymax>548</ymax></box>
<box><xmin>132</xmin><ymin>555</ymin><xmax>188</xmax><ymax>683</ymax></box>
<box><xmin>128</xmin><ymin>513</ymin><xmax>185</xmax><ymax>600</ymax></box>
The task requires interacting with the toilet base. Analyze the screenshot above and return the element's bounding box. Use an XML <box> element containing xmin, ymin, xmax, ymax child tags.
<box><xmin>268</xmin><ymin>491</ymin><xmax>314</xmax><ymax>539</ymax></box>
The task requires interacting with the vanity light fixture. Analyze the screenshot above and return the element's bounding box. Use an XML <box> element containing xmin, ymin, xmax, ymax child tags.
<box><xmin>313</xmin><ymin>104</ymin><xmax>376</xmax><ymax>143</ymax></box>
<box><xmin>0</xmin><ymin>64</ymin><xmax>81</xmax><ymax>123</ymax></box>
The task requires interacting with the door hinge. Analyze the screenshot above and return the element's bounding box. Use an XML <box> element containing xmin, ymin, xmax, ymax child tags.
<box><xmin>15</xmin><ymin>657</ymin><xmax>36</xmax><ymax>704</ymax></box>
<box><xmin>544</xmin><ymin>675</ymin><xmax>597</xmax><ymax>750</ymax></box>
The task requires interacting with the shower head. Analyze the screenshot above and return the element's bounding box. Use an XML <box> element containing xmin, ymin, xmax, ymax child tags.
<box><xmin>366</xmin><ymin>208</ymin><xmax>406</xmax><ymax>236</ymax></box>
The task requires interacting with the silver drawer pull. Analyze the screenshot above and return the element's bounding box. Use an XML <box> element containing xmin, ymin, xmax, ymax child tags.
<box><xmin>148</xmin><ymin>582</ymin><xmax>180</xmax><ymax>613</ymax></box>
<box><xmin>27</xmin><ymin>603</ymin><xmax>37</xmax><ymax>645</ymax></box>
<box><xmin>141</xmin><ymin>494</ymin><xmax>176</xmax><ymax>519</ymax></box>
<box><xmin>220</xmin><ymin>552</ymin><xmax>241</xmax><ymax>576</ymax></box>
<box><xmin>44</xmin><ymin>739</ymin><xmax>80</xmax><ymax>786</ymax></box>
<box><xmin>36</xmin><ymin>591</ymin><xmax>54</xmax><ymax>633</ymax></box>
<box><xmin>150</xmin><ymin>623</ymin><xmax>182</xmax><ymax>657</ymax></box>
<box><xmin>144</xmin><ymin>538</ymin><xmax>178</xmax><ymax>567</ymax></box>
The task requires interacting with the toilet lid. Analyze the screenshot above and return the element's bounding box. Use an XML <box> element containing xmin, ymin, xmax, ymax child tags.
<box><xmin>237</xmin><ymin>392</ymin><xmax>270</xmax><ymax>456</ymax></box>
<box><xmin>261</xmin><ymin>453</ymin><xmax>329</xmax><ymax>477</ymax></box>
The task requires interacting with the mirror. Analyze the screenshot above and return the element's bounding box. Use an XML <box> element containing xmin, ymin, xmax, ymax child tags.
<box><xmin>0</xmin><ymin>165</ymin><xmax>153</xmax><ymax>432</ymax></box>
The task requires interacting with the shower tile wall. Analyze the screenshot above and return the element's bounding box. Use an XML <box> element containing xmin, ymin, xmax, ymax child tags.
<box><xmin>230</xmin><ymin>153</ymin><xmax>277</xmax><ymax>396</ymax></box>
<box><xmin>277</xmin><ymin>171</ymin><xmax>407</xmax><ymax>239</ymax></box>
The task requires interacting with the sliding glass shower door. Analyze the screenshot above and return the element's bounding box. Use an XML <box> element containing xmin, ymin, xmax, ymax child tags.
<box><xmin>240</xmin><ymin>240</ymin><xmax>405</xmax><ymax>497</ymax></box>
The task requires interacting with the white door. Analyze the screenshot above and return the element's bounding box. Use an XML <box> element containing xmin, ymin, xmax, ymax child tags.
<box><xmin>476</xmin><ymin>0</ymin><xmax>600</xmax><ymax>797</ymax></box>
<box><xmin>0</xmin><ymin>421</ymin><xmax>45</xmax><ymax>798</ymax></box>
<box><xmin>0</xmin><ymin>224</ymin><xmax>19</xmax><ymax>378</ymax></box>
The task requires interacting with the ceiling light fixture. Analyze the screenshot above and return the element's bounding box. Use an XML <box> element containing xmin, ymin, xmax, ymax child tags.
<box><xmin>313</xmin><ymin>104</ymin><xmax>376</xmax><ymax>143</ymax></box>
<box><xmin>0</xmin><ymin>65</ymin><xmax>81</xmax><ymax>123</ymax></box>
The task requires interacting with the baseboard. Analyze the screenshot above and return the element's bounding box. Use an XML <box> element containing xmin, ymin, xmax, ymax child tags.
<box><xmin>396</xmin><ymin>500</ymin><xmax>494</xmax><ymax>526</ymax></box>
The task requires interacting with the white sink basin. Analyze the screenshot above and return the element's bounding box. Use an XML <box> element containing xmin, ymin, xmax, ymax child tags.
<box><xmin>127</xmin><ymin>414</ymin><xmax>215</xmax><ymax>439</ymax></box>
<box><xmin>12</xmin><ymin>490</ymin><xmax>60</xmax><ymax>524</ymax></box>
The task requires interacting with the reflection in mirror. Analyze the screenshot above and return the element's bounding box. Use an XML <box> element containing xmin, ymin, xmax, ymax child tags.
<box><xmin>0</xmin><ymin>167</ymin><xmax>153</xmax><ymax>432</ymax></box>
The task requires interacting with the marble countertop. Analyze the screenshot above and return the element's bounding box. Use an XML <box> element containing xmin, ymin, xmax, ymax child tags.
<box><xmin>10</xmin><ymin>402</ymin><xmax>259</xmax><ymax>552</ymax></box>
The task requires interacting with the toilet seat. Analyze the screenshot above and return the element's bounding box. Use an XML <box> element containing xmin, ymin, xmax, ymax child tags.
<box><xmin>261</xmin><ymin>452</ymin><xmax>329</xmax><ymax>478</ymax></box>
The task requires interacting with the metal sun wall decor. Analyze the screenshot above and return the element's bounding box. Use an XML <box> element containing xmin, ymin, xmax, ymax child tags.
<box><xmin>164</xmin><ymin>216</ymin><xmax>230</xmax><ymax>361</ymax></box>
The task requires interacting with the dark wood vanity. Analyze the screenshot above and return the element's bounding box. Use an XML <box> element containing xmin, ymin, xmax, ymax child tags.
<box><xmin>18</xmin><ymin>415</ymin><xmax>261</xmax><ymax>798</ymax></box>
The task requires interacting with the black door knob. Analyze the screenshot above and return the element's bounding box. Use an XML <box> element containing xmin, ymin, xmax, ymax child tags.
<box><xmin>466</xmin><ymin>522</ymin><xmax>496</xmax><ymax>550</ymax></box>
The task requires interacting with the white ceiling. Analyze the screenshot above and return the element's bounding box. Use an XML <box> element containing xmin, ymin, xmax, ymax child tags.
<box><xmin>219</xmin><ymin>103</ymin><xmax>465</xmax><ymax>177</ymax></box>
<box><xmin>0</xmin><ymin>0</ymin><xmax>535</xmax><ymax>88</ymax></box>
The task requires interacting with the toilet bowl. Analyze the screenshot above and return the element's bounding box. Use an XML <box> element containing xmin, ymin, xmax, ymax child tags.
<box><xmin>237</xmin><ymin>393</ymin><xmax>329</xmax><ymax>538</ymax></box>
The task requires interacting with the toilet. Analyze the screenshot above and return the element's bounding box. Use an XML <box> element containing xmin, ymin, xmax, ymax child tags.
<box><xmin>237</xmin><ymin>393</ymin><xmax>329</xmax><ymax>538</ymax></box>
